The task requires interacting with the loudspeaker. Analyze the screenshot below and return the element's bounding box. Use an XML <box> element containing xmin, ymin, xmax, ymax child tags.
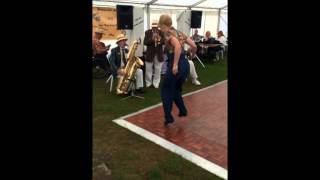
<box><xmin>191</xmin><ymin>11</ymin><xmax>202</xmax><ymax>28</ymax></box>
<box><xmin>116</xmin><ymin>5</ymin><xmax>133</xmax><ymax>29</ymax></box>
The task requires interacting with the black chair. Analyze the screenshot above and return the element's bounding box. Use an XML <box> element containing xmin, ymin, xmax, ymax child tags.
<box><xmin>92</xmin><ymin>57</ymin><xmax>111</xmax><ymax>79</ymax></box>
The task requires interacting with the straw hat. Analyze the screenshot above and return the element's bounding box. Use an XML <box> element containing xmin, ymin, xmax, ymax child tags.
<box><xmin>116</xmin><ymin>34</ymin><xmax>128</xmax><ymax>43</ymax></box>
<box><xmin>151</xmin><ymin>20</ymin><xmax>158</xmax><ymax>27</ymax></box>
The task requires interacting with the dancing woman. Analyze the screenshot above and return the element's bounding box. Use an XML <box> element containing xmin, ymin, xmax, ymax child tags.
<box><xmin>158</xmin><ymin>14</ymin><xmax>197</xmax><ymax>126</ymax></box>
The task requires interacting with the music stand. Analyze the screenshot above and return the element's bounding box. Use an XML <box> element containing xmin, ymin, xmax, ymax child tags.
<box><xmin>121</xmin><ymin>78</ymin><xmax>144</xmax><ymax>100</ymax></box>
<box><xmin>194</xmin><ymin>54</ymin><xmax>206</xmax><ymax>68</ymax></box>
<box><xmin>187</xmin><ymin>42</ymin><xmax>206</xmax><ymax>69</ymax></box>
<box><xmin>187</xmin><ymin>54</ymin><xmax>206</xmax><ymax>69</ymax></box>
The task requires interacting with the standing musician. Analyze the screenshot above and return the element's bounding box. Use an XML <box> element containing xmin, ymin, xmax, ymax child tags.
<box><xmin>143</xmin><ymin>20</ymin><xmax>165</xmax><ymax>88</ymax></box>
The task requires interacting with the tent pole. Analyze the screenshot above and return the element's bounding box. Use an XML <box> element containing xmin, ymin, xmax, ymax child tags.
<box><xmin>146</xmin><ymin>4</ymin><xmax>150</xmax><ymax>30</ymax></box>
<box><xmin>203</xmin><ymin>11</ymin><xmax>206</xmax><ymax>36</ymax></box>
<box><xmin>217</xmin><ymin>8</ymin><xmax>221</xmax><ymax>36</ymax></box>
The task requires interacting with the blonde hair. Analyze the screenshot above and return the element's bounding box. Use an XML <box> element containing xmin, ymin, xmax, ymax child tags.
<box><xmin>158</xmin><ymin>14</ymin><xmax>172</xmax><ymax>27</ymax></box>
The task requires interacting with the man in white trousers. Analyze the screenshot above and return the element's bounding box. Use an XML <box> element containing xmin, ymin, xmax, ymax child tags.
<box><xmin>143</xmin><ymin>20</ymin><xmax>165</xmax><ymax>88</ymax></box>
<box><xmin>188</xmin><ymin>60</ymin><xmax>201</xmax><ymax>85</ymax></box>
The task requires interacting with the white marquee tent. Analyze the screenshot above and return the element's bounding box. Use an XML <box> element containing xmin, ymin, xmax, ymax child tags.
<box><xmin>93</xmin><ymin>0</ymin><xmax>228</xmax><ymax>56</ymax></box>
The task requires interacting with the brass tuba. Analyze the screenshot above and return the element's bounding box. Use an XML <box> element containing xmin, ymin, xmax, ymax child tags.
<box><xmin>116</xmin><ymin>40</ymin><xmax>144</xmax><ymax>95</ymax></box>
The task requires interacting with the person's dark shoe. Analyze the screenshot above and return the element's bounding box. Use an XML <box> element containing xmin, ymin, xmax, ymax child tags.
<box><xmin>135</xmin><ymin>88</ymin><xmax>145</xmax><ymax>94</ymax></box>
<box><xmin>178</xmin><ymin>111</ymin><xmax>187</xmax><ymax>117</ymax></box>
<box><xmin>164</xmin><ymin>116</ymin><xmax>174</xmax><ymax>126</ymax></box>
<box><xmin>164</xmin><ymin>119</ymin><xmax>174</xmax><ymax>126</ymax></box>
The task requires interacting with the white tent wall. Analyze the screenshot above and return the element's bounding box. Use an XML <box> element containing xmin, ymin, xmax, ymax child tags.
<box><xmin>219</xmin><ymin>10</ymin><xmax>228</xmax><ymax>37</ymax></box>
<box><xmin>196</xmin><ymin>10</ymin><xmax>219</xmax><ymax>38</ymax></box>
<box><xmin>177</xmin><ymin>10</ymin><xmax>191</xmax><ymax>36</ymax></box>
<box><xmin>124</xmin><ymin>6</ymin><xmax>145</xmax><ymax>57</ymax></box>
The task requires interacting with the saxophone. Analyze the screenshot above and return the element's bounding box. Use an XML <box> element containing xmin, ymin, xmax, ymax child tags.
<box><xmin>116</xmin><ymin>40</ymin><xmax>144</xmax><ymax>95</ymax></box>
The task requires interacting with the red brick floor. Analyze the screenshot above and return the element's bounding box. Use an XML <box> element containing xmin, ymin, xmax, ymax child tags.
<box><xmin>125</xmin><ymin>81</ymin><xmax>227</xmax><ymax>169</ymax></box>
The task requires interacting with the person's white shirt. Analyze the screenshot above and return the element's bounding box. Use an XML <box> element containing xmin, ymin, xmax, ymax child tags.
<box><xmin>120</xmin><ymin>48</ymin><xmax>126</xmax><ymax>68</ymax></box>
<box><xmin>217</xmin><ymin>36</ymin><xmax>227</xmax><ymax>46</ymax></box>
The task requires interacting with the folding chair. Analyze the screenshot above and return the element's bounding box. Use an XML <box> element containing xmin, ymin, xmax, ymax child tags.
<box><xmin>105</xmin><ymin>58</ymin><xmax>114</xmax><ymax>93</ymax></box>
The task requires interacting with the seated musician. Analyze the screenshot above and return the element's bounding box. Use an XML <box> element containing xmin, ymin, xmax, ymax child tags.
<box><xmin>191</xmin><ymin>29</ymin><xmax>203</xmax><ymax>42</ymax></box>
<box><xmin>95</xmin><ymin>42</ymin><xmax>109</xmax><ymax>61</ymax></box>
<box><xmin>217</xmin><ymin>30</ymin><xmax>227</xmax><ymax>50</ymax></box>
<box><xmin>92</xmin><ymin>29</ymin><xmax>111</xmax><ymax>74</ymax></box>
<box><xmin>109</xmin><ymin>34</ymin><xmax>144</xmax><ymax>92</ymax></box>
<box><xmin>203</xmin><ymin>31</ymin><xmax>215</xmax><ymax>44</ymax></box>
<box><xmin>191</xmin><ymin>29</ymin><xmax>205</xmax><ymax>56</ymax></box>
<box><xmin>203</xmin><ymin>31</ymin><xmax>222</xmax><ymax>61</ymax></box>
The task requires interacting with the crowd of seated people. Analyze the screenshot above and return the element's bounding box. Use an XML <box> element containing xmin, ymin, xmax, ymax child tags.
<box><xmin>191</xmin><ymin>29</ymin><xmax>227</xmax><ymax>62</ymax></box>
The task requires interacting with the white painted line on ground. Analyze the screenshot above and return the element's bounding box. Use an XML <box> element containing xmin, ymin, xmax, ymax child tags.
<box><xmin>182</xmin><ymin>80</ymin><xmax>227</xmax><ymax>97</ymax></box>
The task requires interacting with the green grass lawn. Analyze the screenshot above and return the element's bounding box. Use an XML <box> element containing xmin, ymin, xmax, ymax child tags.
<box><xmin>93</xmin><ymin>56</ymin><xmax>227</xmax><ymax>180</ymax></box>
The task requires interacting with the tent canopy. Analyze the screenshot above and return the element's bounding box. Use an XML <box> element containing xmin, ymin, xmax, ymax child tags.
<box><xmin>94</xmin><ymin>0</ymin><xmax>227</xmax><ymax>9</ymax></box>
<box><xmin>93</xmin><ymin>0</ymin><xmax>228</xmax><ymax>37</ymax></box>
